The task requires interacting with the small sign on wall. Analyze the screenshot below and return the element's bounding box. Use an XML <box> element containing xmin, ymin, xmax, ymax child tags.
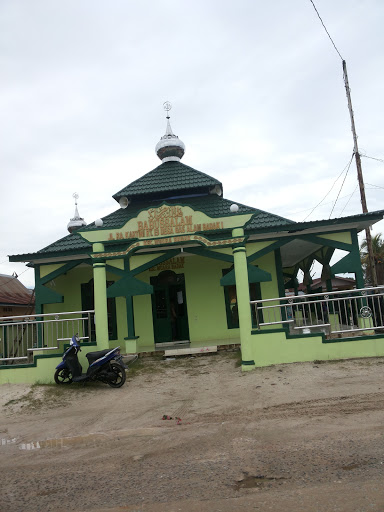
<box><xmin>149</xmin><ymin>257</ymin><xmax>185</xmax><ymax>272</ymax></box>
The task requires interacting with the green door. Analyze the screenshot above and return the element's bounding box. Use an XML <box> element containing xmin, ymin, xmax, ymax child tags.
<box><xmin>152</xmin><ymin>287</ymin><xmax>172</xmax><ymax>343</ymax></box>
<box><xmin>151</xmin><ymin>271</ymin><xmax>190</xmax><ymax>344</ymax></box>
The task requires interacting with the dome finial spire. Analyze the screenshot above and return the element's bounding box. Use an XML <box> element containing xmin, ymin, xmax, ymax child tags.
<box><xmin>155</xmin><ymin>101</ymin><xmax>185</xmax><ymax>162</ymax></box>
<box><xmin>67</xmin><ymin>192</ymin><xmax>87</xmax><ymax>233</ymax></box>
<box><xmin>164</xmin><ymin>100</ymin><xmax>172</xmax><ymax>118</ymax></box>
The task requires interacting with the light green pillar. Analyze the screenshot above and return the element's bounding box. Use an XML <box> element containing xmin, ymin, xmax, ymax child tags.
<box><xmin>92</xmin><ymin>243</ymin><xmax>109</xmax><ymax>350</ymax></box>
<box><xmin>357</xmin><ymin>315</ymin><xmax>374</xmax><ymax>335</ymax></box>
<box><xmin>232</xmin><ymin>228</ymin><xmax>255</xmax><ymax>371</ymax></box>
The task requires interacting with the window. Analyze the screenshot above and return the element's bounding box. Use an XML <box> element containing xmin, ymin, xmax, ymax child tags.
<box><xmin>222</xmin><ymin>268</ymin><xmax>262</xmax><ymax>329</ymax></box>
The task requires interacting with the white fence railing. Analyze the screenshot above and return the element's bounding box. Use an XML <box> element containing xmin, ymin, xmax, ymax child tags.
<box><xmin>251</xmin><ymin>286</ymin><xmax>384</xmax><ymax>337</ymax></box>
<box><xmin>0</xmin><ymin>310</ymin><xmax>94</xmax><ymax>365</ymax></box>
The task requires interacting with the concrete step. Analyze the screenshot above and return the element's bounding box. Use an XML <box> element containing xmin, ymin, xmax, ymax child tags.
<box><xmin>164</xmin><ymin>346</ymin><xmax>218</xmax><ymax>357</ymax></box>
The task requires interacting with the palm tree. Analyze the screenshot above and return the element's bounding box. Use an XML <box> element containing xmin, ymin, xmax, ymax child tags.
<box><xmin>360</xmin><ymin>233</ymin><xmax>384</xmax><ymax>285</ymax></box>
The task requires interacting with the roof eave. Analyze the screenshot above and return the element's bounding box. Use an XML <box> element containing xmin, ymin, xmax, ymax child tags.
<box><xmin>9</xmin><ymin>251</ymin><xmax>92</xmax><ymax>264</ymax></box>
<box><xmin>247</xmin><ymin>210</ymin><xmax>384</xmax><ymax>240</ymax></box>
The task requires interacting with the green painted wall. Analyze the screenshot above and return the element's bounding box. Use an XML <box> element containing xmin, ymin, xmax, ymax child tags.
<box><xmin>182</xmin><ymin>255</ymin><xmax>231</xmax><ymax>342</ymax></box>
<box><xmin>132</xmin><ymin>252</ymin><xmax>238</xmax><ymax>347</ymax></box>
<box><xmin>318</xmin><ymin>231</ymin><xmax>352</xmax><ymax>245</ymax></box>
<box><xmin>43</xmin><ymin>266</ymin><xmax>129</xmax><ymax>346</ymax></box>
<box><xmin>108</xmin><ymin>259</ymin><xmax>125</xmax><ymax>270</ymax></box>
<box><xmin>43</xmin><ymin>266</ymin><xmax>92</xmax><ymax>313</ymax></box>
<box><xmin>37</xmin><ymin>244</ymin><xmax>281</xmax><ymax>349</ymax></box>
<box><xmin>251</xmin><ymin>330</ymin><xmax>384</xmax><ymax>367</ymax></box>
<box><xmin>133</xmin><ymin>274</ymin><xmax>155</xmax><ymax>348</ymax></box>
<box><xmin>40</xmin><ymin>263</ymin><xmax>66</xmax><ymax>279</ymax></box>
<box><xmin>130</xmin><ymin>253</ymin><xmax>166</xmax><ymax>270</ymax></box>
<box><xmin>0</xmin><ymin>344</ymin><xmax>97</xmax><ymax>385</ymax></box>
<box><xmin>254</xmin><ymin>252</ymin><xmax>279</xmax><ymax>300</ymax></box>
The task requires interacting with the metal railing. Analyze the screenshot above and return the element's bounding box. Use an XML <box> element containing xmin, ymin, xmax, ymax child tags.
<box><xmin>0</xmin><ymin>310</ymin><xmax>94</xmax><ymax>365</ymax></box>
<box><xmin>251</xmin><ymin>286</ymin><xmax>384</xmax><ymax>337</ymax></box>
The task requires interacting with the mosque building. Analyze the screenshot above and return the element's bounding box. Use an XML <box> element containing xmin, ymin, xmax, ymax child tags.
<box><xmin>8</xmin><ymin>106</ymin><xmax>384</xmax><ymax>372</ymax></box>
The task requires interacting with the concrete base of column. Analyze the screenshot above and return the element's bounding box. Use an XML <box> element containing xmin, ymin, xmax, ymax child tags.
<box><xmin>358</xmin><ymin>316</ymin><xmax>375</xmax><ymax>335</ymax></box>
<box><xmin>329</xmin><ymin>313</ymin><xmax>340</xmax><ymax>332</ymax></box>
<box><xmin>241</xmin><ymin>361</ymin><xmax>255</xmax><ymax>372</ymax></box>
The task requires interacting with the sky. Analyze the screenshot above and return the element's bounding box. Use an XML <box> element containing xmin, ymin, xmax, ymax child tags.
<box><xmin>1</xmin><ymin>0</ymin><xmax>383</xmax><ymax>289</ymax></box>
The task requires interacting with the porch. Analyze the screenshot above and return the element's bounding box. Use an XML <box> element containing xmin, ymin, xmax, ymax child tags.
<box><xmin>251</xmin><ymin>285</ymin><xmax>384</xmax><ymax>339</ymax></box>
<box><xmin>0</xmin><ymin>308</ymin><xmax>240</xmax><ymax>370</ymax></box>
<box><xmin>1</xmin><ymin>285</ymin><xmax>384</xmax><ymax>368</ymax></box>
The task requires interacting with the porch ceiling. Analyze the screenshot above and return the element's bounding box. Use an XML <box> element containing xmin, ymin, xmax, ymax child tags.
<box><xmin>281</xmin><ymin>239</ymin><xmax>321</xmax><ymax>267</ymax></box>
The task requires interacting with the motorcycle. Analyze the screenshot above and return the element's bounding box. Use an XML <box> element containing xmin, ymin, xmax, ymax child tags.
<box><xmin>54</xmin><ymin>334</ymin><xmax>135</xmax><ymax>388</ymax></box>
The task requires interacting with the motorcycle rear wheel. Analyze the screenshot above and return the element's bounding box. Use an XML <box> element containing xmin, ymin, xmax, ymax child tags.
<box><xmin>107</xmin><ymin>362</ymin><xmax>126</xmax><ymax>388</ymax></box>
<box><xmin>54</xmin><ymin>368</ymin><xmax>73</xmax><ymax>385</ymax></box>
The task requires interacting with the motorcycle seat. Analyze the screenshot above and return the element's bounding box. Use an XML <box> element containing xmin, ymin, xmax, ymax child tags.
<box><xmin>86</xmin><ymin>349</ymin><xmax>112</xmax><ymax>364</ymax></box>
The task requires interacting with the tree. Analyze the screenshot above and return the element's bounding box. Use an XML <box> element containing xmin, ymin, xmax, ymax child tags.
<box><xmin>360</xmin><ymin>233</ymin><xmax>384</xmax><ymax>285</ymax></box>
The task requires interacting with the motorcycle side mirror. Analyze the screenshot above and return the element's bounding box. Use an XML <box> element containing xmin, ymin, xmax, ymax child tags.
<box><xmin>70</xmin><ymin>334</ymin><xmax>80</xmax><ymax>347</ymax></box>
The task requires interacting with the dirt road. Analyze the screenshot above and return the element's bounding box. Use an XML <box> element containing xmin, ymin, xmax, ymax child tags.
<box><xmin>1</xmin><ymin>352</ymin><xmax>384</xmax><ymax>512</ymax></box>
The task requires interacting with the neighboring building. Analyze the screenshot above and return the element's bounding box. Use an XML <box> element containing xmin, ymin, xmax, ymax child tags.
<box><xmin>8</xmin><ymin>114</ymin><xmax>384</xmax><ymax>371</ymax></box>
<box><xmin>297</xmin><ymin>276</ymin><xmax>356</xmax><ymax>293</ymax></box>
<box><xmin>0</xmin><ymin>274</ymin><xmax>34</xmax><ymax>318</ymax></box>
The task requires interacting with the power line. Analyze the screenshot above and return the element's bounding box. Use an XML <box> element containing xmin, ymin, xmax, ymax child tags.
<box><xmin>339</xmin><ymin>184</ymin><xmax>359</xmax><ymax>216</ymax></box>
<box><xmin>275</xmin><ymin>190</ymin><xmax>359</xmax><ymax>217</ymax></box>
<box><xmin>310</xmin><ymin>1</ymin><xmax>377</xmax><ymax>284</ymax></box>
<box><xmin>361</xmin><ymin>154</ymin><xmax>384</xmax><ymax>164</ymax></box>
<box><xmin>0</xmin><ymin>268</ymin><xmax>32</xmax><ymax>290</ymax></box>
<box><xmin>273</xmin><ymin>178</ymin><xmax>377</xmax><ymax>219</ymax></box>
<box><xmin>366</xmin><ymin>183</ymin><xmax>384</xmax><ymax>190</ymax></box>
<box><xmin>302</xmin><ymin>152</ymin><xmax>354</xmax><ymax>221</ymax></box>
<box><xmin>309</xmin><ymin>0</ymin><xmax>343</xmax><ymax>60</ymax></box>
<box><xmin>329</xmin><ymin>153</ymin><xmax>354</xmax><ymax>218</ymax></box>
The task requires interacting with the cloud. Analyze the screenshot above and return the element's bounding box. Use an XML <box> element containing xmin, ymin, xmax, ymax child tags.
<box><xmin>1</xmin><ymin>0</ymin><xmax>384</xmax><ymax>288</ymax></box>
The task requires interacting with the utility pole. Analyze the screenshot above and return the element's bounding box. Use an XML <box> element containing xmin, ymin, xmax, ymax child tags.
<box><xmin>342</xmin><ymin>60</ymin><xmax>377</xmax><ymax>286</ymax></box>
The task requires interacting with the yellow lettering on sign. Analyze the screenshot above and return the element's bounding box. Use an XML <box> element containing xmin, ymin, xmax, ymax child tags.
<box><xmin>149</xmin><ymin>257</ymin><xmax>186</xmax><ymax>272</ymax></box>
<box><xmin>105</xmin><ymin>205</ymin><xmax>234</xmax><ymax>242</ymax></box>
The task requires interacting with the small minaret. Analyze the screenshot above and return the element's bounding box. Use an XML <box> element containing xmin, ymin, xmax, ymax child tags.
<box><xmin>155</xmin><ymin>101</ymin><xmax>185</xmax><ymax>162</ymax></box>
<box><xmin>67</xmin><ymin>193</ymin><xmax>87</xmax><ymax>233</ymax></box>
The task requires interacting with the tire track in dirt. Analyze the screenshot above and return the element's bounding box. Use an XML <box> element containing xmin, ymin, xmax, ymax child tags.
<box><xmin>259</xmin><ymin>391</ymin><xmax>384</xmax><ymax>420</ymax></box>
<box><xmin>199</xmin><ymin>391</ymin><xmax>384</xmax><ymax>425</ymax></box>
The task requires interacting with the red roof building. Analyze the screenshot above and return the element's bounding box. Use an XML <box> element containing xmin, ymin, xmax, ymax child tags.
<box><xmin>0</xmin><ymin>274</ymin><xmax>35</xmax><ymax>318</ymax></box>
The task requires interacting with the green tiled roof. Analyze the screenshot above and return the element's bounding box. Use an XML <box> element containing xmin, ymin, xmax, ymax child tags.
<box><xmin>80</xmin><ymin>195</ymin><xmax>294</xmax><ymax>232</ymax></box>
<box><xmin>9</xmin><ymin>206</ymin><xmax>384</xmax><ymax>262</ymax></box>
<box><xmin>113</xmin><ymin>161</ymin><xmax>221</xmax><ymax>200</ymax></box>
<box><xmin>35</xmin><ymin>232</ymin><xmax>91</xmax><ymax>254</ymax></box>
<box><xmin>9</xmin><ymin>196</ymin><xmax>294</xmax><ymax>261</ymax></box>
<box><xmin>8</xmin><ymin>232</ymin><xmax>92</xmax><ymax>261</ymax></box>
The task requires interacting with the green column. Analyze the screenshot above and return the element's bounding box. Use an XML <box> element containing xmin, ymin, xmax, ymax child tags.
<box><xmin>92</xmin><ymin>243</ymin><xmax>109</xmax><ymax>350</ymax></box>
<box><xmin>124</xmin><ymin>259</ymin><xmax>136</xmax><ymax>339</ymax></box>
<box><xmin>351</xmin><ymin>230</ymin><xmax>366</xmax><ymax>289</ymax></box>
<box><xmin>232</xmin><ymin>228</ymin><xmax>255</xmax><ymax>371</ymax></box>
<box><xmin>34</xmin><ymin>266</ymin><xmax>43</xmax><ymax>348</ymax></box>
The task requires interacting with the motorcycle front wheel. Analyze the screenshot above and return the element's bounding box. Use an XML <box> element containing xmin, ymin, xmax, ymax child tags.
<box><xmin>54</xmin><ymin>368</ymin><xmax>73</xmax><ymax>385</ymax></box>
<box><xmin>107</xmin><ymin>362</ymin><xmax>126</xmax><ymax>388</ymax></box>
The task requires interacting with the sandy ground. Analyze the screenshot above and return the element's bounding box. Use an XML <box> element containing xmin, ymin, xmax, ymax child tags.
<box><xmin>1</xmin><ymin>351</ymin><xmax>384</xmax><ymax>512</ymax></box>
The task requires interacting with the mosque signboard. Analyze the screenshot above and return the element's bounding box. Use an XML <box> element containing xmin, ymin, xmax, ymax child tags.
<box><xmin>79</xmin><ymin>204</ymin><xmax>253</xmax><ymax>254</ymax></box>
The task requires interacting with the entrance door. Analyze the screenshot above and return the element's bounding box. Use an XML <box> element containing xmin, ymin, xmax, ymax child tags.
<box><xmin>151</xmin><ymin>271</ymin><xmax>190</xmax><ymax>344</ymax></box>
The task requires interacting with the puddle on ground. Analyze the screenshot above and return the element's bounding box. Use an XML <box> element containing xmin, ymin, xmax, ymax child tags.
<box><xmin>1</xmin><ymin>427</ymin><xmax>163</xmax><ymax>451</ymax></box>
<box><xmin>1</xmin><ymin>438</ymin><xmax>17</xmax><ymax>446</ymax></box>
<box><xmin>341</xmin><ymin>463</ymin><xmax>361</xmax><ymax>471</ymax></box>
<box><xmin>234</xmin><ymin>474</ymin><xmax>286</xmax><ymax>490</ymax></box>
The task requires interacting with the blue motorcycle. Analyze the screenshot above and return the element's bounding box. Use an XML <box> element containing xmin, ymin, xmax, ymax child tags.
<box><xmin>54</xmin><ymin>334</ymin><xmax>133</xmax><ymax>388</ymax></box>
